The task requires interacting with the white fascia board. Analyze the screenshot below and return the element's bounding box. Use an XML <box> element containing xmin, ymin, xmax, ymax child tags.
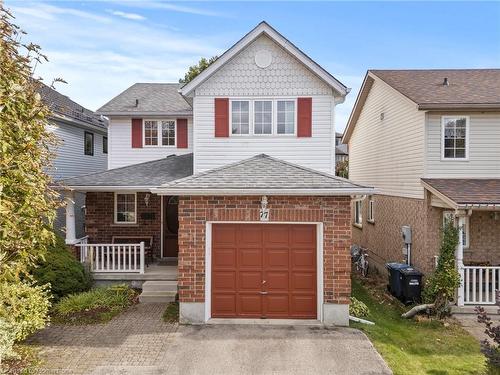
<box><xmin>55</xmin><ymin>185</ymin><xmax>153</xmax><ymax>192</ymax></box>
<box><xmin>179</xmin><ymin>22</ymin><xmax>348</xmax><ymax>97</ymax></box>
<box><xmin>97</xmin><ymin>112</ymin><xmax>192</xmax><ymax>117</ymax></box>
<box><xmin>150</xmin><ymin>187</ymin><xmax>375</xmax><ymax>196</ymax></box>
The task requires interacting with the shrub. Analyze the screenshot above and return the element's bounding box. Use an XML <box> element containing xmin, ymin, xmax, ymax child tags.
<box><xmin>423</xmin><ymin>218</ymin><xmax>461</xmax><ymax>317</ymax></box>
<box><xmin>32</xmin><ymin>235</ymin><xmax>92</xmax><ymax>301</ymax></box>
<box><xmin>52</xmin><ymin>284</ymin><xmax>137</xmax><ymax>324</ymax></box>
<box><xmin>0</xmin><ymin>282</ymin><xmax>50</xmax><ymax>342</ymax></box>
<box><xmin>476</xmin><ymin>306</ymin><xmax>500</xmax><ymax>371</ymax></box>
<box><xmin>0</xmin><ymin>318</ymin><xmax>18</xmax><ymax>364</ymax></box>
<box><xmin>349</xmin><ymin>296</ymin><xmax>370</xmax><ymax>317</ymax></box>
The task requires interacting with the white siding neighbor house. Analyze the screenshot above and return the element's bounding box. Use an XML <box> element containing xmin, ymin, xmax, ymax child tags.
<box><xmin>58</xmin><ymin>22</ymin><xmax>374</xmax><ymax>326</ymax></box>
<box><xmin>41</xmin><ymin>84</ymin><xmax>108</xmax><ymax>238</ymax></box>
<box><xmin>344</xmin><ymin>69</ymin><xmax>500</xmax><ymax>310</ymax></box>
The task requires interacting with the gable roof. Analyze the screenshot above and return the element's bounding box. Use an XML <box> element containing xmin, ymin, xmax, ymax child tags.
<box><xmin>179</xmin><ymin>21</ymin><xmax>348</xmax><ymax>97</ymax></box>
<box><xmin>343</xmin><ymin>69</ymin><xmax>500</xmax><ymax>143</ymax></box>
<box><xmin>39</xmin><ymin>84</ymin><xmax>107</xmax><ymax>130</ymax></box>
<box><xmin>152</xmin><ymin>154</ymin><xmax>373</xmax><ymax>196</ymax></box>
<box><xmin>58</xmin><ymin>153</ymin><xmax>193</xmax><ymax>191</ymax></box>
<box><xmin>97</xmin><ymin>83</ymin><xmax>192</xmax><ymax>116</ymax></box>
<box><xmin>422</xmin><ymin>178</ymin><xmax>500</xmax><ymax>209</ymax></box>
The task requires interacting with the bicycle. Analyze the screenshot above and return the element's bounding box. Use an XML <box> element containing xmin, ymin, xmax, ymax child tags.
<box><xmin>351</xmin><ymin>245</ymin><xmax>369</xmax><ymax>277</ymax></box>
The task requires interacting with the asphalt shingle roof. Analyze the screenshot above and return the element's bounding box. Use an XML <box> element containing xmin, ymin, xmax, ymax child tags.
<box><xmin>158</xmin><ymin>154</ymin><xmax>371</xmax><ymax>193</ymax></box>
<box><xmin>39</xmin><ymin>84</ymin><xmax>107</xmax><ymax>129</ymax></box>
<box><xmin>422</xmin><ymin>178</ymin><xmax>500</xmax><ymax>206</ymax></box>
<box><xmin>60</xmin><ymin>153</ymin><xmax>193</xmax><ymax>188</ymax></box>
<box><xmin>97</xmin><ymin>83</ymin><xmax>192</xmax><ymax>115</ymax></box>
<box><xmin>371</xmin><ymin>69</ymin><xmax>500</xmax><ymax>109</ymax></box>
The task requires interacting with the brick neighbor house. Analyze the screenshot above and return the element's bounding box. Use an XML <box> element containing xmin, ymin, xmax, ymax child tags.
<box><xmin>343</xmin><ymin>69</ymin><xmax>500</xmax><ymax>310</ymax></box>
<box><xmin>59</xmin><ymin>22</ymin><xmax>373</xmax><ymax>326</ymax></box>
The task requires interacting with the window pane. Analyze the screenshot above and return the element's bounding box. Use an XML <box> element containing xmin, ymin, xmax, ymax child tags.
<box><xmin>277</xmin><ymin>100</ymin><xmax>295</xmax><ymax>134</ymax></box>
<box><xmin>231</xmin><ymin>101</ymin><xmax>250</xmax><ymax>134</ymax></box>
<box><xmin>161</xmin><ymin>120</ymin><xmax>175</xmax><ymax>146</ymax></box>
<box><xmin>254</xmin><ymin>100</ymin><xmax>272</xmax><ymax>135</ymax></box>
<box><xmin>443</xmin><ymin>117</ymin><xmax>467</xmax><ymax>159</ymax></box>
<box><xmin>84</xmin><ymin>132</ymin><xmax>94</xmax><ymax>155</ymax></box>
<box><xmin>444</xmin><ymin>148</ymin><xmax>455</xmax><ymax>158</ymax></box>
<box><xmin>455</xmin><ymin>148</ymin><xmax>466</xmax><ymax>158</ymax></box>
<box><xmin>116</xmin><ymin>194</ymin><xmax>136</xmax><ymax>223</ymax></box>
<box><xmin>144</xmin><ymin>121</ymin><xmax>158</xmax><ymax>146</ymax></box>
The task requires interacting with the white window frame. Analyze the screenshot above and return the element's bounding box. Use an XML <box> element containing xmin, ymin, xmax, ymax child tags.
<box><xmin>228</xmin><ymin>98</ymin><xmax>298</xmax><ymax>137</ymax></box>
<box><xmin>441</xmin><ymin>115</ymin><xmax>470</xmax><ymax>161</ymax></box>
<box><xmin>367</xmin><ymin>199</ymin><xmax>375</xmax><ymax>223</ymax></box>
<box><xmin>114</xmin><ymin>192</ymin><xmax>137</xmax><ymax>224</ymax></box>
<box><xmin>143</xmin><ymin>119</ymin><xmax>177</xmax><ymax>147</ymax></box>
<box><xmin>443</xmin><ymin>211</ymin><xmax>469</xmax><ymax>249</ymax></box>
<box><xmin>354</xmin><ymin>200</ymin><xmax>362</xmax><ymax>227</ymax></box>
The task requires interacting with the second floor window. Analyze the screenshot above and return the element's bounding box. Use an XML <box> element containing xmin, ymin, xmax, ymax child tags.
<box><xmin>103</xmin><ymin>136</ymin><xmax>108</xmax><ymax>154</ymax></box>
<box><xmin>84</xmin><ymin>131</ymin><xmax>94</xmax><ymax>156</ymax></box>
<box><xmin>254</xmin><ymin>100</ymin><xmax>272</xmax><ymax>134</ymax></box>
<box><xmin>231</xmin><ymin>101</ymin><xmax>250</xmax><ymax>135</ymax></box>
<box><xmin>442</xmin><ymin>116</ymin><xmax>468</xmax><ymax>160</ymax></box>
<box><xmin>144</xmin><ymin>120</ymin><xmax>176</xmax><ymax>146</ymax></box>
<box><xmin>277</xmin><ymin>100</ymin><xmax>295</xmax><ymax>134</ymax></box>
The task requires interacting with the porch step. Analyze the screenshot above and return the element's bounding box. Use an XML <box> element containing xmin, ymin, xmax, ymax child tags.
<box><xmin>139</xmin><ymin>281</ymin><xmax>178</xmax><ymax>303</ymax></box>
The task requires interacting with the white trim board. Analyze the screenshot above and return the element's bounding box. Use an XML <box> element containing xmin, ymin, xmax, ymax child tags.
<box><xmin>204</xmin><ymin>221</ymin><xmax>324</xmax><ymax>323</ymax></box>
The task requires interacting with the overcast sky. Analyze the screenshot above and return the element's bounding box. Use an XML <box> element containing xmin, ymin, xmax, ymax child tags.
<box><xmin>7</xmin><ymin>1</ymin><xmax>500</xmax><ymax>132</ymax></box>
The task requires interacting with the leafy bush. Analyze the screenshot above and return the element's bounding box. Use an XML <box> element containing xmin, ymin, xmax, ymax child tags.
<box><xmin>349</xmin><ymin>296</ymin><xmax>369</xmax><ymax>317</ymax></box>
<box><xmin>0</xmin><ymin>282</ymin><xmax>50</xmax><ymax>342</ymax></box>
<box><xmin>336</xmin><ymin>159</ymin><xmax>349</xmax><ymax>178</ymax></box>
<box><xmin>476</xmin><ymin>306</ymin><xmax>500</xmax><ymax>371</ymax></box>
<box><xmin>0</xmin><ymin>318</ymin><xmax>18</xmax><ymax>364</ymax></box>
<box><xmin>423</xmin><ymin>219</ymin><xmax>461</xmax><ymax>317</ymax></box>
<box><xmin>52</xmin><ymin>284</ymin><xmax>137</xmax><ymax>324</ymax></box>
<box><xmin>32</xmin><ymin>235</ymin><xmax>92</xmax><ymax>301</ymax></box>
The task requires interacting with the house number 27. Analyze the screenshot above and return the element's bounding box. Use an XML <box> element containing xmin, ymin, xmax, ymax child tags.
<box><xmin>259</xmin><ymin>208</ymin><xmax>269</xmax><ymax>222</ymax></box>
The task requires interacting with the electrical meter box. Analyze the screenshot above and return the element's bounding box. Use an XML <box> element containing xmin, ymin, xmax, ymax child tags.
<box><xmin>402</xmin><ymin>226</ymin><xmax>412</xmax><ymax>244</ymax></box>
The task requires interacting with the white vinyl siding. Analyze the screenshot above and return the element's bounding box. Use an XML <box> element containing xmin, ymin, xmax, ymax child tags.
<box><xmin>425</xmin><ymin>112</ymin><xmax>500</xmax><ymax>177</ymax></box>
<box><xmin>193</xmin><ymin>95</ymin><xmax>335</xmax><ymax>174</ymax></box>
<box><xmin>48</xmin><ymin>119</ymin><xmax>107</xmax><ymax>180</ymax></box>
<box><xmin>348</xmin><ymin>77</ymin><xmax>426</xmax><ymax>199</ymax></box>
<box><xmin>108</xmin><ymin>117</ymin><xmax>193</xmax><ymax>169</ymax></box>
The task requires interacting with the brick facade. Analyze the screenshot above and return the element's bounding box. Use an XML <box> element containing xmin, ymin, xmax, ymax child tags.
<box><xmin>177</xmin><ymin>195</ymin><xmax>352</xmax><ymax>305</ymax></box>
<box><xmin>85</xmin><ymin>192</ymin><xmax>162</xmax><ymax>257</ymax></box>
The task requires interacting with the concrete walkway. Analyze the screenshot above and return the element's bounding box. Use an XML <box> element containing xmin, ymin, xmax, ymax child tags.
<box><xmin>28</xmin><ymin>304</ymin><xmax>391</xmax><ymax>375</ymax></box>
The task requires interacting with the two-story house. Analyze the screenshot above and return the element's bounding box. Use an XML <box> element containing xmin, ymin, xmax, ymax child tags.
<box><xmin>40</xmin><ymin>84</ymin><xmax>108</xmax><ymax>238</ymax></box>
<box><xmin>343</xmin><ymin>69</ymin><xmax>500</xmax><ymax>310</ymax></box>
<box><xmin>58</xmin><ymin>22</ymin><xmax>373</xmax><ymax>326</ymax></box>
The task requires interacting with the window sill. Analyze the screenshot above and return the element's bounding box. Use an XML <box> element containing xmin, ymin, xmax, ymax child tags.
<box><xmin>367</xmin><ymin>219</ymin><xmax>375</xmax><ymax>225</ymax></box>
<box><xmin>111</xmin><ymin>223</ymin><xmax>139</xmax><ymax>227</ymax></box>
<box><xmin>353</xmin><ymin>223</ymin><xmax>363</xmax><ymax>229</ymax></box>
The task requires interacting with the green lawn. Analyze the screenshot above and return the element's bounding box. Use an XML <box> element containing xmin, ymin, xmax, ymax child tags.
<box><xmin>351</xmin><ymin>278</ymin><xmax>487</xmax><ymax>375</ymax></box>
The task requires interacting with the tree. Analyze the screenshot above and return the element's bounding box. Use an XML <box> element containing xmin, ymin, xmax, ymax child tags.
<box><xmin>179</xmin><ymin>56</ymin><xmax>218</xmax><ymax>84</ymax></box>
<box><xmin>0</xmin><ymin>5</ymin><xmax>59</xmax><ymax>282</ymax></box>
<box><xmin>336</xmin><ymin>159</ymin><xmax>348</xmax><ymax>178</ymax></box>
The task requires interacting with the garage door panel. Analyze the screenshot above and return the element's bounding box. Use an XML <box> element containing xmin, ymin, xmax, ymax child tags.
<box><xmin>238</xmin><ymin>295</ymin><xmax>262</xmax><ymax>316</ymax></box>
<box><xmin>291</xmin><ymin>249</ymin><xmax>316</xmax><ymax>268</ymax></box>
<box><xmin>212</xmin><ymin>224</ymin><xmax>316</xmax><ymax>319</ymax></box>
<box><xmin>265</xmin><ymin>248</ymin><xmax>288</xmax><ymax>268</ymax></box>
<box><xmin>212</xmin><ymin>294</ymin><xmax>236</xmax><ymax>316</ymax></box>
<box><xmin>212</xmin><ymin>271</ymin><xmax>236</xmax><ymax>290</ymax></box>
<box><xmin>239</xmin><ymin>271</ymin><xmax>262</xmax><ymax>290</ymax></box>
<box><xmin>291</xmin><ymin>272</ymin><xmax>316</xmax><ymax>291</ymax></box>
<box><xmin>239</xmin><ymin>248</ymin><xmax>262</xmax><ymax>268</ymax></box>
<box><xmin>266</xmin><ymin>271</ymin><xmax>289</xmax><ymax>291</ymax></box>
<box><xmin>213</xmin><ymin>248</ymin><xmax>236</xmax><ymax>268</ymax></box>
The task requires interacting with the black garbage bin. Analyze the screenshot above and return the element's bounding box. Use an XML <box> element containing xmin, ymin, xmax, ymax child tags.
<box><xmin>386</xmin><ymin>263</ymin><xmax>410</xmax><ymax>299</ymax></box>
<box><xmin>400</xmin><ymin>267</ymin><xmax>423</xmax><ymax>305</ymax></box>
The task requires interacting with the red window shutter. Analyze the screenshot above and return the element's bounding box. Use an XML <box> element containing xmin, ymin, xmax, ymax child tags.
<box><xmin>177</xmin><ymin>118</ymin><xmax>188</xmax><ymax>148</ymax></box>
<box><xmin>297</xmin><ymin>97</ymin><xmax>312</xmax><ymax>137</ymax></box>
<box><xmin>131</xmin><ymin>118</ymin><xmax>143</xmax><ymax>148</ymax></box>
<box><xmin>214</xmin><ymin>98</ymin><xmax>229</xmax><ymax>137</ymax></box>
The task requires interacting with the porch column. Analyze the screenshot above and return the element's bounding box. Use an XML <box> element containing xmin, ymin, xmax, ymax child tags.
<box><xmin>64</xmin><ymin>190</ymin><xmax>77</xmax><ymax>245</ymax></box>
<box><xmin>456</xmin><ymin>215</ymin><xmax>465</xmax><ymax>307</ymax></box>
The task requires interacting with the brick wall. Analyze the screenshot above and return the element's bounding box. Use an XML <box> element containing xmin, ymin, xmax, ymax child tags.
<box><xmin>465</xmin><ymin>212</ymin><xmax>500</xmax><ymax>265</ymax></box>
<box><xmin>177</xmin><ymin>195</ymin><xmax>352</xmax><ymax>305</ymax></box>
<box><xmin>85</xmin><ymin>192</ymin><xmax>162</xmax><ymax>257</ymax></box>
<box><xmin>352</xmin><ymin>193</ymin><xmax>443</xmax><ymax>274</ymax></box>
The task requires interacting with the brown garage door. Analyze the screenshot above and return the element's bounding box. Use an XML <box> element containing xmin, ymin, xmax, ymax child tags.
<box><xmin>211</xmin><ymin>224</ymin><xmax>317</xmax><ymax>319</ymax></box>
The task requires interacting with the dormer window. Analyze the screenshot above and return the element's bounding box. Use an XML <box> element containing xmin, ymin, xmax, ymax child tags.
<box><xmin>442</xmin><ymin>116</ymin><xmax>469</xmax><ymax>160</ymax></box>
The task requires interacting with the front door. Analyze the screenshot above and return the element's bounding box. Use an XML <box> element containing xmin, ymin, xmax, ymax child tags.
<box><xmin>163</xmin><ymin>196</ymin><xmax>179</xmax><ymax>258</ymax></box>
<box><xmin>211</xmin><ymin>223</ymin><xmax>317</xmax><ymax>319</ymax></box>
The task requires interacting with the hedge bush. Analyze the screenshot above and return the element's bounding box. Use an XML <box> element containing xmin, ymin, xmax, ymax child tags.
<box><xmin>32</xmin><ymin>235</ymin><xmax>92</xmax><ymax>301</ymax></box>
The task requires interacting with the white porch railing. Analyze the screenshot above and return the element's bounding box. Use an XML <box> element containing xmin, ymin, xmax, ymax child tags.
<box><xmin>76</xmin><ymin>242</ymin><xmax>145</xmax><ymax>274</ymax></box>
<box><xmin>73</xmin><ymin>236</ymin><xmax>89</xmax><ymax>263</ymax></box>
<box><xmin>463</xmin><ymin>266</ymin><xmax>500</xmax><ymax>305</ymax></box>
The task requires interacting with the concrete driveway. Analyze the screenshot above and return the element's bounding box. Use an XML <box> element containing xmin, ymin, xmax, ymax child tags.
<box><xmin>28</xmin><ymin>304</ymin><xmax>391</xmax><ymax>375</ymax></box>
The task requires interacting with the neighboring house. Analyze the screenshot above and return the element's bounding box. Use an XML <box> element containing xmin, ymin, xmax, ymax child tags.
<box><xmin>343</xmin><ymin>69</ymin><xmax>500</xmax><ymax>309</ymax></box>
<box><xmin>59</xmin><ymin>22</ymin><xmax>373</xmax><ymax>326</ymax></box>
<box><xmin>40</xmin><ymin>84</ymin><xmax>108</xmax><ymax>238</ymax></box>
<box><xmin>335</xmin><ymin>132</ymin><xmax>349</xmax><ymax>164</ymax></box>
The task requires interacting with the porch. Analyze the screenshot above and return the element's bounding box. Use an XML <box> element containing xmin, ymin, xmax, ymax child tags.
<box><xmin>422</xmin><ymin>178</ymin><xmax>500</xmax><ymax>308</ymax></box>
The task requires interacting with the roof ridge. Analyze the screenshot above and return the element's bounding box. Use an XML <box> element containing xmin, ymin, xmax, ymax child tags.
<box><xmin>60</xmin><ymin>153</ymin><xmax>192</xmax><ymax>183</ymax></box>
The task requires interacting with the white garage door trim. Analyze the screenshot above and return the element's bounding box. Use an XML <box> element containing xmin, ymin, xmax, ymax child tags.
<box><xmin>205</xmin><ymin>221</ymin><xmax>324</xmax><ymax>323</ymax></box>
